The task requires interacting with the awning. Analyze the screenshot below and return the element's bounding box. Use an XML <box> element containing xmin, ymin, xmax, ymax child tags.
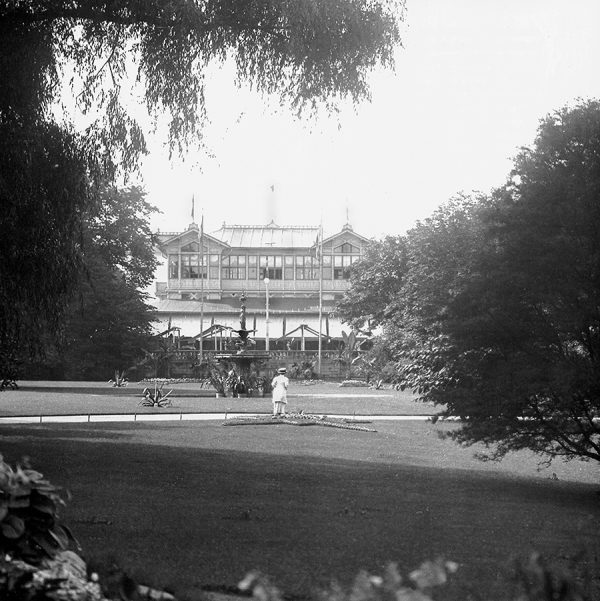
<box><xmin>153</xmin><ymin>313</ymin><xmax>364</xmax><ymax>340</ymax></box>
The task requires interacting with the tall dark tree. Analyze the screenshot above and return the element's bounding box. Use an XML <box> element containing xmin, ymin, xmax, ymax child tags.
<box><xmin>340</xmin><ymin>100</ymin><xmax>600</xmax><ymax>465</ymax></box>
<box><xmin>429</xmin><ymin>100</ymin><xmax>600</xmax><ymax>464</ymax></box>
<box><xmin>0</xmin><ymin>123</ymin><xmax>96</xmax><ymax>382</ymax></box>
<box><xmin>0</xmin><ymin>1</ymin><xmax>404</xmax><ymax>379</ymax></box>
<box><xmin>32</xmin><ymin>186</ymin><xmax>158</xmax><ymax>380</ymax></box>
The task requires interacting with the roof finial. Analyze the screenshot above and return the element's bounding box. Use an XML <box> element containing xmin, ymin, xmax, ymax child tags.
<box><xmin>266</xmin><ymin>183</ymin><xmax>277</xmax><ymax>224</ymax></box>
<box><xmin>188</xmin><ymin>194</ymin><xmax>198</xmax><ymax>229</ymax></box>
<box><xmin>343</xmin><ymin>201</ymin><xmax>353</xmax><ymax>231</ymax></box>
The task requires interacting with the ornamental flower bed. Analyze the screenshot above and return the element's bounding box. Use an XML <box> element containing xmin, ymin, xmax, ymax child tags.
<box><xmin>223</xmin><ymin>412</ymin><xmax>376</xmax><ymax>432</ymax></box>
<box><xmin>339</xmin><ymin>380</ymin><xmax>371</xmax><ymax>388</ymax></box>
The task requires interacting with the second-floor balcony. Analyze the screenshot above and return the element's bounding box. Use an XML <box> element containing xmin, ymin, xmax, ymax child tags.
<box><xmin>165</xmin><ymin>278</ymin><xmax>351</xmax><ymax>293</ymax></box>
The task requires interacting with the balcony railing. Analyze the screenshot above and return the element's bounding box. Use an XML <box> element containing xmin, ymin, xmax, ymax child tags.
<box><xmin>165</xmin><ymin>278</ymin><xmax>350</xmax><ymax>292</ymax></box>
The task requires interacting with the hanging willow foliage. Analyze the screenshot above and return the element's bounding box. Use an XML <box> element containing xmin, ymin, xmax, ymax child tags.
<box><xmin>2</xmin><ymin>0</ymin><xmax>404</xmax><ymax>172</ymax></box>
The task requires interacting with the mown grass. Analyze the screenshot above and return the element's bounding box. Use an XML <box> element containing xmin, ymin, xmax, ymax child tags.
<box><xmin>0</xmin><ymin>380</ymin><xmax>433</xmax><ymax>416</ymax></box>
<box><xmin>0</xmin><ymin>419</ymin><xmax>598</xmax><ymax>601</ymax></box>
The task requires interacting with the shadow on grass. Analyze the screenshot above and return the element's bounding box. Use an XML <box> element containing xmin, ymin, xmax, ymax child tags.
<box><xmin>0</xmin><ymin>424</ymin><xmax>133</xmax><ymax>441</ymax></box>
<box><xmin>0</xmin><ymin>428</ymin><xmax>598</xmax><ymax>601</ymax></box>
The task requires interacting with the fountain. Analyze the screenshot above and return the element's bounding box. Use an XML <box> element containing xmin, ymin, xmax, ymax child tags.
<box><xmin>211</xmin><ymin>295</ymin><xmax>377</xmax><ymax>431</ymax></box>
<box><xmin>211</xmin><ymin>292</ymin><xmax>271</xmax><ymax>397</ymax></box>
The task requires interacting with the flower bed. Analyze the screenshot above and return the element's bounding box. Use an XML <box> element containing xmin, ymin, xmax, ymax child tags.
<box><xmin>339</xmin><ymin>379</ymin><xmax>371</xmax><ymax>387</ymax></box>
<box><xmin>223</xmin><ymin>412</ymin><xmax>376</xmax><ymax>432</ymax></box>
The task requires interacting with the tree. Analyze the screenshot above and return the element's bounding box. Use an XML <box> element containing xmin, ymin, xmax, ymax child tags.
<box><xmin>2</xmin><ymin>1</ymin><xmax>404</xmax><ymax>172</ymax></box>
<box><xmin>405</xmin><ymin>101</ymin><xmax>600</xmax><ymax>464</ymax></box>
<box><xmin>0</xmin><ymin>122</ymin><xmax>97</xmax><ymax>383</ymax></box>
<box><xmin>337</xmin><ymin>330</ymin><xmax>362</xmax><ymax>380</ymax></box>
<box><xmin>0</xmin><ymin>1</ymin><xmax>404</xmax><ymax>379</ymax></box>
<box><xmin>340</xmin><ymin>100</ymin><xmax>600</xmax><ymax>465</ymax></box>
<box><xmin>30</xmin><ymin>186</ymin><xmax>159</xmax><ymax>380</ymax></box>
<box><xmin>335</xmin><ymin>236</ymin><xmax>408</xmax><ymax>384</ymax></box>
<box><xmin>337</xmin><ymin>194</ymin><xmax>489</xmax><ymax>385</ymax></box>
<box><xmin>336</xmin><ymin>235</ymin><xmax>407</xmax><ymax>331</ymax></box>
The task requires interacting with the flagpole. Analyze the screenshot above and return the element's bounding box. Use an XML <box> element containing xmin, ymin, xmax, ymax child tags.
<box><xmin>317</xmin><ymin>220</ymin><xmax>323</xmax><ymax>378</ymax></box>
<box><xmin>199</xmin><ymin>212</ymin><xmax>205</xmax><ymax>364</ymax></box>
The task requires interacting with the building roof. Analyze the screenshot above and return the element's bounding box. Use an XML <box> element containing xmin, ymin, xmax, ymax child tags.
<box><xmin>210</xmin><ymin>222</ymin><xmax>319</xmax><ymax>249</ymax></box>
<box><xmin>156</xmin><ymin>300</ymin><xmax>238</xmax><ymax>314</ymax></box>
<box><xmin>153</xmin><ymin>314</ymin><xmax>357</xmax><ymax>339</ymax></box>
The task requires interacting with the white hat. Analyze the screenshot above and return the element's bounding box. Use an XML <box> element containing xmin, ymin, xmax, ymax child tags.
<box><xmin>277</xmin><ymin>367</ymin><xmax>287</xmax><ymax>374</ymax></box>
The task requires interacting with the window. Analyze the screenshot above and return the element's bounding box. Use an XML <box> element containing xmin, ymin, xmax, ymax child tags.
<box><xmin>248</xmin><ymin>255</ymin><xmax>258</xmax><ymax>279</ymax></box>
<box><xmin>260</xmin><ymin>255</ymin><xmax>282</xmax><ymax>279</ymax></box>
<box><xmin>333</xmin><ymin>254</ymin><xmax>358</xmax><ymax>279</ymax></box>
<box><xmin>181</xmin><ymin>241</ymin><xmax>200</xmax><ymax>252</ymax></box>
<box><xmin>322</xmin><ymin>255</ymin><xmax>332</xmax><ymax>279</ymax></box>
<box><xmin>284</xmin><ymin>255</ymin><xmax>294</xmax><ymax>280</ymax></box>
<box><xmin>335</xmin><ymin>242</ymin><xmax>360</xmax><ymax>253</ymax></box>
<box><xmin>296</xmin><ymin>255</ymin><xmax>318</xmax><ymax>280</ymax></box>
<box><xmin>181</xmin><ymin>254</ymin><xmax>202</xmax><ymax>278</ymax></box>
<box><xmin>222</xmin><ymin>255</ymin><xmax>246</xmax><ymax>279</ymax></box>
<box><xmin>180</xmin><ymin>253</ymin><xmax>210</xmax><ymax>279</ymax></box>
<box><xmin>209</xmin><ymin>254</ymin><xmax>219</xmax><ymax>279</ymax></box>
<box><xmin>168</xmin><ymin>255</ymin><xmax>179</xmax><ymax>279</ymax></box>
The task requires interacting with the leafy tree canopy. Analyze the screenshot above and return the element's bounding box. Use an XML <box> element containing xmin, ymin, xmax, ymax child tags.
<box><xmin>30</xmin><ymin>186</ymin><xmax>159</xmax><ymax>380</ymax></box>
<box><xmin>0</xmin><ymin>122</ymin><xmax>95</xmax><ymax>376</ymax></box>
<box><xmin>336</xmin><ymin>235</ymin><xmax>407</xmax><ymax>331</ymax></box>
<box><xmin>2</xmin><ymin>0</ymin><xmax>404</xmax><ymax>172</ymax></box>
<box><xmin>340</xmin><ymin>99</ymin><xmax>600</xmax><ymax>465</ymax></box>
<box><xmin>434</xmin><ymin>99</ymin><xmax>600</xmax><ymax>464</ymax></box>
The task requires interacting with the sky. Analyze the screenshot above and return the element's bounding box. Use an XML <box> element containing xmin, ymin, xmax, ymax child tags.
<box><xmin>134</xmin><ymin>0</ymin><xmax>600</xmax><ymax>241</ymax></box>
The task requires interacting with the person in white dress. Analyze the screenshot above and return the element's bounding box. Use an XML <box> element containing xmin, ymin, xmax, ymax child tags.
<box><xmin>271</xmin><ymin>367</ymin><xmax>289</xmax><ymax>416</ymax></box>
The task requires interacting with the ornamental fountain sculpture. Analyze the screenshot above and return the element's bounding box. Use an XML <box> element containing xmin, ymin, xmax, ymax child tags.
<box><xmin>212</xmin><ymin>294</ymin><xmax>377</xmax><ymax>431</ymax></box>
<box><xmin>213</xmin><ymin>292</ymin><xmax>270</xmax><ymax>396</ymax></box>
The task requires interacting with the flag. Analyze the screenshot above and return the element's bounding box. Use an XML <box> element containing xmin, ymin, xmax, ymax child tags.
<box><xmin>314</xmin><ymin>222</ymin><xmax>323</xmax><ymax>264</ymax></box>
<box><xmin>191</xmin><ymin>194</ymin><xmax>195</xmax><ymax>221</ymax></box>
<box><xmin>200</xmin><ymin>212</ymin><xmax>204</xmax><ymax>265</ymax></box>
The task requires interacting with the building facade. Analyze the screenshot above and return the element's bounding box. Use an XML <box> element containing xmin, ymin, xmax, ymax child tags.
<box><xmin>154</xmin><ymin>220</ymin><xmax>370</xmax><ymax>352</ymax></box>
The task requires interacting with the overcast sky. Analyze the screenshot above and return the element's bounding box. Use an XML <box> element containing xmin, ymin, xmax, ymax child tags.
<box><xmin>136</xmin><ymin>0</ymin><xmax>600</xmax><ymax>240</ymax></box>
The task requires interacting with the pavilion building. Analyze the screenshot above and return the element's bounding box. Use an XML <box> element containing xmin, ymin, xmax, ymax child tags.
<box><xmin>153</xmin><ymin>220</ymin><xmax>370</xmax><ymax>352</ymax></box>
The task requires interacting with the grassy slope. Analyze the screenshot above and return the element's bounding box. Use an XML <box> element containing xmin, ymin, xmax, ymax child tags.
<box><xmin>0</xmin><ymin>420</ymin><xmax>598</xmax><ymax>601</ymax></box>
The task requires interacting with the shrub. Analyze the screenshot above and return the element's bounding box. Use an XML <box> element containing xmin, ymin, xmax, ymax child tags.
<box><xmin>0</xmin><ymin>455</ymin><xmax>76</xmax><ymax>564</ymax></box>
<box><xmin>240</xmin><ymin>559</ymin><xmax>459</xmax><ymax>601</ymax></box>
<box><xmin>289</xmin><ymin>361</ymin><xmax>316</xmax><ymax>380</ymax></box>
<box><xmin>139</xmin><ymin>383</ymin><xmax>173</xmax><ymax>407</ymax></box>
<box><xmin>239</xmin><ymin>554</ymin><xmax>594</xmax><ymax>601</ymax></box>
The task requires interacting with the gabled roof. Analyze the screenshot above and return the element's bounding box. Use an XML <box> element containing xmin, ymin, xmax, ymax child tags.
<box><xmin>322</xmin><ymin>222</ymin><xmax>371</xmax><ymax>246</ymax></box>
<box><xmin>154</xmin><ymin>221</ymin><xmax>371</xmax><ymax>251</ymax></box>
<box><xmin>211</xmin><ymin>221</ymin><xmax>319</xmax><ymax>249</ymax></box>
<box><xmin>155</xmin><ymin>223</ymin><xmax>229</xmax><ymax>253</ymax></box>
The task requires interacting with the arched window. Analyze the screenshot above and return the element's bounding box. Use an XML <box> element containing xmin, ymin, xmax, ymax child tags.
<box><xmin>181</xmin><ymin>241</ymin><xmax>200</xmax><ymax>252</ymax></box>
<box><xmin>334</xmin><ymin>242</ymin><xmax>359</xmax><ymax>253</ymax></box>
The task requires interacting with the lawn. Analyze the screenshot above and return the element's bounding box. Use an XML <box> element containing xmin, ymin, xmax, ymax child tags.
<box><xmin>0</xmin><ymin>417</ymin><xmax>598</xmax><ymax>601</ymax></box>
<box><xmin>0</xmin><ymin>380</ymin><xmax>435</xmax><ymax>416</ymax></box>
